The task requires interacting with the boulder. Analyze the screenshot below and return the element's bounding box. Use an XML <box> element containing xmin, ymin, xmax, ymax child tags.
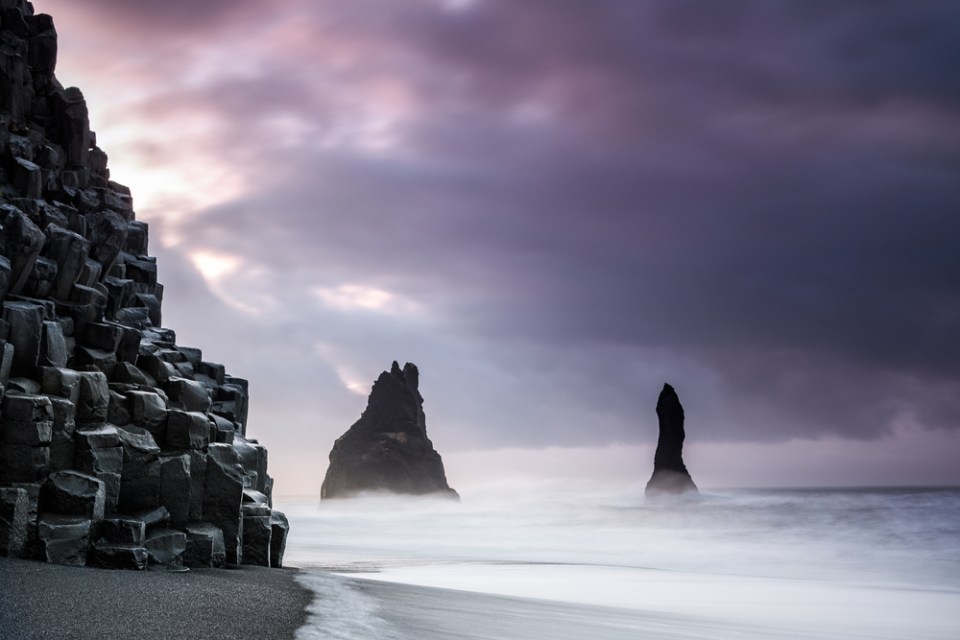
<box><xmin>116</xmin><ymin>426</ymin><xmax>161</xmax><ymax>513</ymax></box>
<box><xmin>165</xmin><ymin>409</ymin><xmax>209</xmax><ymax>450</ymax></box>
<box><xmin>89</xmin><ymin>541</ymin><xmax>148</xmax><ymax>570</ymax></box>
<box><xmin>40</xmin><ymin>320</ymin><xmax>68</xmax><ymax>367</ymax></box>
<box><xmin>50</xmin><ymin>86</ymin><xmax>90</xmax><ymax>167</ymax></box>
<box><xmin>0</xmin><ymin>486</ymin><xmax>30</xmax><ymax>557</ymax></box>
<box><xmin>164</xmin><ymin>376</ymin><xmax>210</xmax><ymax>412</ymax></box>
<box><xmin>3</xmin><ymin>209</ymin><xmax>45</xmax><ymax>296</ymax></box>
<box><xmin>26</xmin><ymin>13</ymin><xmax>58</xmax><ymax>75</ymax></box>
<box><xmin>12</xmin><ymin>156</ymin><xmax>42</xmax><ymax>198</ymax></box>
<box><xmin>124</xmin><ymin>221</ymin><xmax>149</xmax><ymax>256</ymax></box>
<box><xmin>39</xmin><ymin>366</ymin><xmax>81</xmax><ymax>403</ymax></box>
<box><xmin>321</xmin><ymin>361</ymin><xmax>458</xmax><ymax>499</ymax></box>
<box><xmin>131</xmin><ymin>505</ymin><xmax>170</xmax><ymax>530</ymax></box>
<box><xmin>37</xmin><ymin>514</ymin><xmax>91</xmax><ymax>566</ymax></box>
<box><xmin>137</xmin><ymin>352</ymin><xmax>175</xmax><ymax>383</ymax></box>
<box><xmin>80</xmin><ymin>321</ymin><xmax>122</xmax><ymax>352</ymax></box>
<box><xmin>3</xmin><ymin>300</ymin><xmax>44</xmax><ymax>376</ymax></box>
<box><xmin>0</xmin><ymin>393</ymin><xmax>53</xmax><ymax>445</ymax></box>
<box><xmin>203</xmin><ymin>443</ymin><xmax>244</xmax><ymax>565</ymax></box>
<box><xmin>126</xmin><ymin>390</ymin><xmax>167</xmax><ymax>443</ymax></box>
<box><xmin>188</xmin><ymin>450</ymin><xmax>207</xmax><ymax>521</ymax></box>
<box><xmin>48</xmin><ymin>396</ymin><xmax>76</xmax><ymax>471</ymax></box>
<box><xmin>234</xmin><ymin>435</ymin><xmax>268</xmax><ymax>492</ymax></box>
<box><xmin>184</xmin><ymin>523</ymin><xmax>225</xmax><ymax>568</ymax></box>
<box><xmin>0</xmin><ymin>443</ymin><xmax>51</xmax><ymax>482</ymax></box>
<box><xmin>0</xmin><ymin>256</ymin><xmax>10</xmax><ymax>303</ymax></box>
<box><xmin>269</xmin><ymin>510</ymin><xmax>289</xmax><ymax>569</ymax></box>
<box><xmin>241</xmin><ymin>514</ymin><xmax>271</xmax><ymax>567</ymax></box>
<box><xmin>145</xmin><ymin>528</ymin><xmax>186</xmax><ymax>570</ymax></box>
<box><xmin>108</xmin><ymin>390</ymin><xmax>131</xmax><ymax>426</ymax></box>
<box><xmin>209</xmin><ymin>413</ymin><xmax>236</xmax><ymax>444</ymax></box>
<box><xmin>241</xmin><ymin>488</ymin><xmax>271</xmax><ymax>517</ymax></box>
<box><xmin>159</xmin><ymin>453</ymin><xmax>191</xmax><ymax>528</ymax></box>
<box><xmin>6</xmin><ymin>482</ymin><xmax>40</xmax><ymax>560</ymax></box>
<box><xmin>99</xmin><ymin>517</ymin><xmax>145</xmax><ymax>545</ymax></box>
<box><xmin>40</xmin><ymin>367</ymin><xmax>80</xmax><ymax>402</ymax></box>
<box><xmin>24</xmin><ymin>257</ymin><xmax>57</xmax><ymax>299</ymax></box>
<box><xmin>74</xmin><ymin>424</ymin><xmax>121</xmax><ymax>450</ymax></box>
<box><xmin>40</xmin><ymin>470</ymin><xmax>105</xmax><ymax>520</ymax></box>
<box><xmin>88</xmin><ymin>210</ymin><xmax>127</xmax><ymax>275</ymax></box>
<box><xmin>44</xmin><ymin>223</ymin><xmax>88</xmax><ymax>301</ymax></box>
<box><xmin>0</xmin><ymin>341</ymin><xmax>14</xmax><ymax>384</ymax></box>
<box><xmin>645</xmin><ymin>383</ymin><xmax>698</xmax><ymax>496</ymax></box>
<box><xmin>75</xmin><ymin>370</ymin><xmax>109</xmax><ymax>427</ymax></box>
<box><xmin>74</xmin><ymin>345</ymin><xmax>117</xmax><ymax>379</ymax></box>
<box><xmin>74</xmin><ymin>426</ymin><xmax>123</xmax><ymax>514</ymax></box>
<box><xmin>215</xmin><ymin>379</ymin><xmax>248</xmax><ymax>432</ymax></box>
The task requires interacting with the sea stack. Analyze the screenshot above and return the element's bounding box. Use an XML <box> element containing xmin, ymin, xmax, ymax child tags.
<box><xmin>645</xmin><ymin>383</ymin><xmax>698</xmax><ymax>496</ymax></box>
<box><xmin>322</xmin><ymin>362</ymin><xmax>458</xmax><ymax>500</ymax></box>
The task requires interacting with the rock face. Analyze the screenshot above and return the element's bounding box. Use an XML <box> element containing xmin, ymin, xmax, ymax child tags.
<box><xmin>645</xmin><ymin>383</ymin><xmax>698</xmax><ymax>496</ymax></box>
<box><xmin>0</xmin><ymin>0</ymin><xmax>288</xmax><ymax>569</ymax></box>
<box><xmin>322</xmin><ymin>362</ymin><xmax>458</xmax><ymax>499</ymax></box>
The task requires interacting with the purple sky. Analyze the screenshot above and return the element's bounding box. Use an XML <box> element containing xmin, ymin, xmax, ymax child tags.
<box><xmin>37</xmin><ymin>0</ymin><xmax>960</xmax><ymax>492</ymax></box>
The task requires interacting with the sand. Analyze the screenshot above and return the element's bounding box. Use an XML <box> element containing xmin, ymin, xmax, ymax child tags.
<box><xmin>0</xmin><ymin>557</ymin><xmax>312</xmax><ymax>640</ymax></box>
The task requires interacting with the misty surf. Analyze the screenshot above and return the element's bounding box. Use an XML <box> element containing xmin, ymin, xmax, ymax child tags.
<box><xmin>280</xmin><ymin>483</ymin><xmax>960</xmax><ymax>640</ymax></box>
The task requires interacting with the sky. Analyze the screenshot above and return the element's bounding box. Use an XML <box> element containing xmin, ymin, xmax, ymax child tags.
<box><xmin>35</xmin><ymin>0</ymin><xmax>960</xmax><ymax>493</ymax></box>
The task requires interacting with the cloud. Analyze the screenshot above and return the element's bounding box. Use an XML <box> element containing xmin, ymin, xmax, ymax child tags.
<box><xmin>39</xmin><ymin>0</ymin><xmax>960</xmax><ymax>473</ymax></box>
<box><xmin>40</xmin><ymin>0</ymin><xmax>259</xmax><ymax>28</ymax></box>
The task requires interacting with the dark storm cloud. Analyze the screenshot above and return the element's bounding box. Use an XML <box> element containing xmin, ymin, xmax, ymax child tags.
<box><xmin>182</xmin><ymin>1</ymin><xmax>960</xmax><ymax>440</ymax></box>
<box><xmin>59</xmin><ymin>0</ymin><xmax>960</xmax><ymax>447</ymax></box>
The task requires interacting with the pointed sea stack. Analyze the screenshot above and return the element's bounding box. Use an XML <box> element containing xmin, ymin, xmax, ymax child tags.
<box><xmin>645</xmin><ymin>383</ymin><xmax>698</xmax><ymax>496</ymax></box>
<box><xmin>321</xmin><ymin>362</ymin><xmax>458</xmax><ymax>500</ymax></box>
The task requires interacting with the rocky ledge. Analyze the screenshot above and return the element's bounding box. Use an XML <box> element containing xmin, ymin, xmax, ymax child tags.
<box><xmin>645</xmin><ymin>383</ymin><xmax>698</xmax><ymax>496</ymax></box>
<box><xmin>0</xmin><ymin>0</ymin><xmax>288</xmax><ymax>569</ymax></box>
<box><xmin>322</xmin><ymin>361</ymin><xmax>458</xmax><ymax>499</ymax></box>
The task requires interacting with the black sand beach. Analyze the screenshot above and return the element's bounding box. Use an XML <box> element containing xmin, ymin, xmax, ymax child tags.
<box><xmin>0</xmin><ymin>558</ymin><xmax>311</xmax><ymax>640</ymax></box>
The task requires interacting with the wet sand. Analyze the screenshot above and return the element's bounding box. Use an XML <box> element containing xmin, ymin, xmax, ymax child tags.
<box><xmin>0</xmin><ymin>557</ymin><xmax>311</xmax><ymax>640</ymax></box>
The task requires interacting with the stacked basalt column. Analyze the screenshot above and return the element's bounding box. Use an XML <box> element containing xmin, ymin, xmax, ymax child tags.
<box><xmin>0</xmin><ymin>0</ymin><xmax>288</xmax><ymax>570</ymax></box>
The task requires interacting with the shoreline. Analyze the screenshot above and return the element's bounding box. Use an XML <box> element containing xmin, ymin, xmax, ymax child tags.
<box><xmin>0</xmin><ymin>557</ymin><xmax>312</xmax><ymax>640</ymax></box>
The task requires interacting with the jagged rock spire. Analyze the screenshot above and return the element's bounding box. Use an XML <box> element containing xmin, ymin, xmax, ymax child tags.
<box><xmin>321</xmin><ymin>361</ymin><xmax>458</xmax><ymax>500</ymax></box>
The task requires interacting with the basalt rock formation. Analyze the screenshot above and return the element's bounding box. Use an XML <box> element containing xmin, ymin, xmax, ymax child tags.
<box><xmin>0</xmin><ymin>1</ymin><xmax>288</xmax><ymax>569</ymax></box>
<box><xmin>645</xmin><ymin>383</ymin><xmax>698</xmax><ymax>496</ymax></box>
<box><xmin>322</xmin><ymin>361</ymin><xmax>458</xmax><ymax>500</ymax></box>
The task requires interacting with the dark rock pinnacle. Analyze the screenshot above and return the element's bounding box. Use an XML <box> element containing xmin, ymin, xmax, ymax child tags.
<box><xmin>321</xmin><ymin>361</ymin><xmax>458</xmax><ymax>500</ymax></box>
<box><xmin>645</xmin><ymin>383</ymin><xmax>698</xmax><ymax>496</ymax></box>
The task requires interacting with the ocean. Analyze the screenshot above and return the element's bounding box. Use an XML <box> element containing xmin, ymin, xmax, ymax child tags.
<box><xmin>278</xmin><ymin>484</ymin><xmax>960</xmax><ymax>639</ymax></box>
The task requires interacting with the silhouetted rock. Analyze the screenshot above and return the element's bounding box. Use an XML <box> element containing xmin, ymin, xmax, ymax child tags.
<box><xmin>645</xmin><ymin>383</ymin><xmax>698</xmax><ymax>496</ymax></box>
<box><xmin>321</xmin><ymin>361</ymin><xmax>458</xmax><ymax>499</ymax></box>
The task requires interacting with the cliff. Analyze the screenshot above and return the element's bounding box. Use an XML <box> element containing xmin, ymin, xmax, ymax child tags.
<box><xmin>0</xmin><ymin>1</ymin><xmax>288</xmax><ymax>569</ymax></box>
<box><xmin>322</xmin><ymin>361</ymin><xmax>458</xmax><ymax>499</ymax></box>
